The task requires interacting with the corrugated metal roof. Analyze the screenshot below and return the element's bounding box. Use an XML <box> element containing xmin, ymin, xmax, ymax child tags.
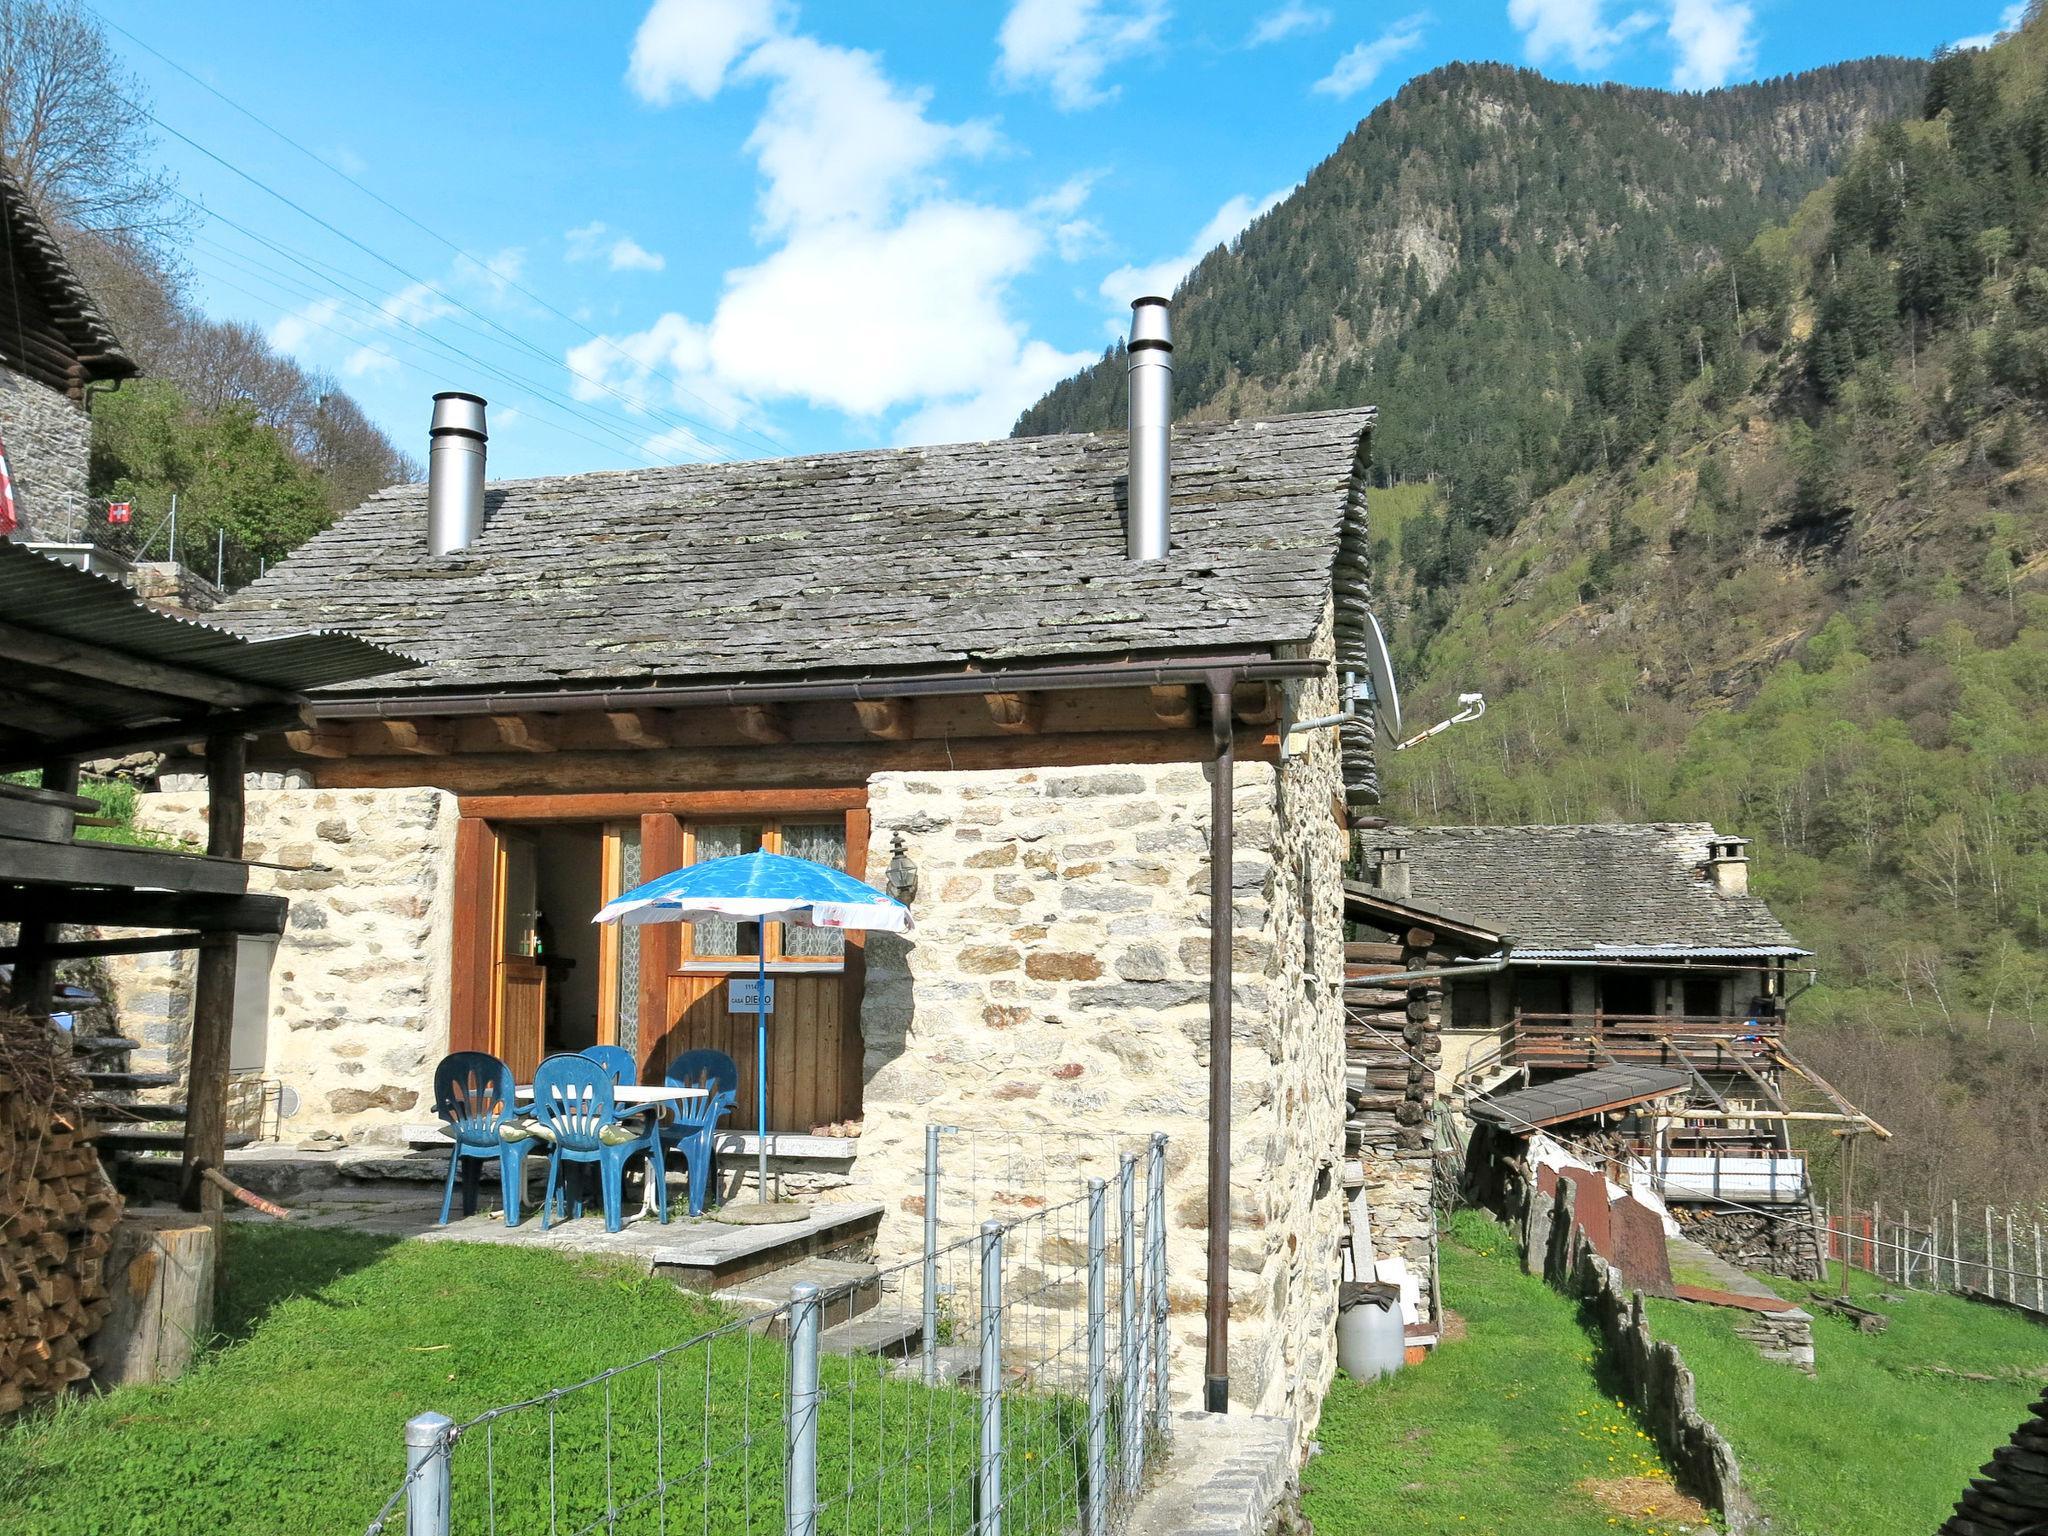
<box><xmin>0</xmin><ymin>538</ymin><xmax>419</xmax><ymax>692</ymax></box>
<box><xmin>1470</xmin><ymin>1064</ymin><xmax>1693</xmax><ymax>1130</ymax></box>
<box><xmin>1505</xmin><ymin>945</ymin><xmax>1812</xmax><ymax>961</ymax></box>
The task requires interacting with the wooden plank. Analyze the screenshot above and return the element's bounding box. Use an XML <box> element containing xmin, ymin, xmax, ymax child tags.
<box><xmin>1232</xmin><ymin>683</ymin><xmax>1280</xmax><ymax>725</ymax></box>
<box><xmin>603</xmin><ymin>709</ymin><xmax>669</xmax><ymax>749</ymax></box>
<box><xmin>0</xmin><ymin>830</ymin><xmax>252</xmax><ymax>895</ymax></box>
<box><xmin>733</xmin><ymin>705</ymin><xmax>789</xmax><ymax>744</ymax></box>
<box><xmin>1148</xmin><ymin>684</ymin><xmax>1195</xmax><ymax>729</ymax></box>
<box><xmin>181</xmin><ymin>732</ymin><xmax>246</xmax><ymax>1216</ymax></box>
<box><xmin>638</xmin><ymin>814</ymin><xmax>685</xmax><ymax>1060</ymax></box>
<box><xmin>459</xmin><ymin>788</ymin><xmax>866</xmax><ymax>821</ymax></box>
<box><xmin>350</xmin><ymin>719</ymin><xmax>449</xmax><ymax>756</ymax></box>
<box><xmin>0</xmin><ymin>930</ymin><xmax>214</xmax><ymax>962</ymax></box>
<box><xmin>310</xmin><ymin>731</ymin><xmax>1264</xmax><ymax>793</ymax></box>
<box><xmin>495</xmin><ymin>961</ymin><xmax>546</xmax><ymax>1080</ymax></box>
<box><xmin>0</xmin><ymin>885</ymin><xmax>284</xmax><ymax>933</ymax></box>
<box><xmin>0</xmin><ymin>620</ymin><xmax>284</xmax><ymax>708</ymax></box>
<box><xmin>983</xmin><ymin>692</ymin><xmax>1041</xmax><ymax>734</ymax></box>
<box><xmin>448</xmin><ymin>817</ymin><xmax>498</xmax><ymax>1055</ymax></box>
<box><xmin>456</xmin><ymin>715</ymin><xmax>556</xmax><ymax>754</ymax></box>
<box><xmin>853</xmin><ymin>698</ymin><xmax>913</xmax><ymax>740</ymax></box>
<box><xmin>284</xmin><ymin>728</ymin><xmax>350</xmax><ymax>758</ymax></box>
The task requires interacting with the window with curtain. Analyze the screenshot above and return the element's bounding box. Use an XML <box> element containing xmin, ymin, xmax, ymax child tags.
<box><xmin>682</xmin><ymin>819</ymin><xmax>847</xmax><ymax>963</ymax></box>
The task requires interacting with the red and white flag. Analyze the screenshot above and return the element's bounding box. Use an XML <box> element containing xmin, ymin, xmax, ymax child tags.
<box><xmin>107</xmin><ymin>500</ymin><xmax>131</xmax><ymax>525</ymax></box>
<box><xmin>0</xmin><ymin>425</ymin><xmax>16</xmax><ymax>537</ymax></box>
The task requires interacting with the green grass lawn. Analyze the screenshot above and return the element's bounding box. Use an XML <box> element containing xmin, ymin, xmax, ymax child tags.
<box><xmin>1304</xmin><ymin>1210</ymin><xmax>1702</xmax><ymax>1536</ymax></box>
<box><xmin>0</xmin><ymin>1226</ymin><xmax>1085</xmax><ymax>1536</ymax></box>
<box><xmin>1644</xmin><ymin>1265</ymin><xmax>2048</xmax><ymax>1536</ymax></box>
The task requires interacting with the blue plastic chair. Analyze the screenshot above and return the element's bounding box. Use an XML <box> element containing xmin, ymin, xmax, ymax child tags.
<box><xmin>529</xmin><ymin>1052</ymin><xmax>668</xmax><ymax>1233</ymax></box>
<box><xmin>431</xmin><ymin>1052</ymin><xmax>539</xmax><ymax>1227</ymax></box>
<box><xmin>581</xmin><ymin>1044</ymin><xmax>639</xmax><ymax>1084</ymax></box>
<box><xmin>661</xmin><ymin>1050</ymin><xmax>740</xmax><ymax>1217</ymax></box>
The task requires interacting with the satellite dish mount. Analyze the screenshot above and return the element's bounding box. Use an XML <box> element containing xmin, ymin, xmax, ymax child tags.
<box><xmin>1283</xmin><ymin>610</ymin><xmax>1485</xmax><ymax>753</ymax></box>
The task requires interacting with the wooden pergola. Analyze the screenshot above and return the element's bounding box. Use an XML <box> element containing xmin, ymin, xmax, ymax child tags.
<box><xmin>0</xmin><ymin>541</ymin><xmax>414</xmax><ymax>1213</ymax></box>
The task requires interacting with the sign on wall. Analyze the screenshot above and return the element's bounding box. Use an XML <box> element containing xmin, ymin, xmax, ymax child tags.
<box><xmin>727</xmin><ymin>976</ymin><xmax>775</xmax><ymax>1014</ymax></box>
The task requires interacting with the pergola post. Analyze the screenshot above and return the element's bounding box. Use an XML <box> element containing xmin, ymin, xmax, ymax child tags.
<box><xmin>7</xmin><ymin>757</ymin><xmax>80</xmax><ymax>1017</ymax></box>
<box><xmin>180</xmin><ymin>732</ymin><xmax>246</xmax><ymax>1216</ymax></box>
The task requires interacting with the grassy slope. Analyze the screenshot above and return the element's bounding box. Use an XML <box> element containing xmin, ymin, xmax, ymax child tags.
<box><xmin>1645</xmin><ymin>1266</ymin><xmax>2048</xmax><ymax>1536</ymax></box>
<box><xmin>1303</xmin><ymin>1211</ymin><xmax>1689</xmax><ymax>1536</ymax></box>
<box><xmin>0</xmin><ymin>1227</ymin><xmax>1028</xmax><ymax>1536</ymax></box>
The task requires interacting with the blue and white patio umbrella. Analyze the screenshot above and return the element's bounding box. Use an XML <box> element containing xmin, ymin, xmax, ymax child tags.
<box><xmin>593</xmin><ymin>850</ymin><xmax>911</xmax><ymax>1204</ymax></box>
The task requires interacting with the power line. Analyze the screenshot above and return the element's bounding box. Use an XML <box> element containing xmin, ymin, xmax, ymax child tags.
<box><xmin>94</xmin><ymin>7</ymin><xmax>787</xmax><ymax>461</ymax></box>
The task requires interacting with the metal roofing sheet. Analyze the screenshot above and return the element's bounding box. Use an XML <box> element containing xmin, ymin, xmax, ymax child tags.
<box><xmin>0</xmin><ymin>539</ymin><xmax>418</xmax><ymax>692</ymax></box>
<box><xmin>1506</xmin><ymin>945</ymin><xmax>1812</xmax><ymax>960</ymax></box>
<box><xmin>1470</xmin><ymin>1064</ymin><xmax>1693</xmax><ymax>1130</ymax></box>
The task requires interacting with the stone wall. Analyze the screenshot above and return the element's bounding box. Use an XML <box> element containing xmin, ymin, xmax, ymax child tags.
<box><xmin>109</xmin><ymin>787</ymin><xmax>461</xmax><ymax>1144</ymax></box>
<box><xmin>850</xmin><ymin>734</ymin><xmax>1348</xmax><ymax>1442</ymax></box>
<box><xmin>0</xmin><ymin>367</ymin><xmax>90</xmax><ymax>541</ymax></box>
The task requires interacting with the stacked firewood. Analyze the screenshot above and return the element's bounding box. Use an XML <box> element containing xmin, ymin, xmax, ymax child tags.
<box><xmin>0</xmin><ymin>1010</ymin><xmax>122</xmax><ymax>1413</ymax></box>
<box><xmin>1345</xmin><ymin>939</ymin><xmax>1439</xmax><ymax>1153</ymax></box>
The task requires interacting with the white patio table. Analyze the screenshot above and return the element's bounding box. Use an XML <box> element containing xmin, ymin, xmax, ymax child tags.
<box><xmin>513</xmin><ymin>1084</ymin><xmax>710</xmax><ymax>1217</ymax></box>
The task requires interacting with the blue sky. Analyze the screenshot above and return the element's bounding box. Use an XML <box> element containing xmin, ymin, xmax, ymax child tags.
<box><xmin>99</xmin><ymin>0</ymin><xmax>2023</xmax><ymax>479</ymax></box>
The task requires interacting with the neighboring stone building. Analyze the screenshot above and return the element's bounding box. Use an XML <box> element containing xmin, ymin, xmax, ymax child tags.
<box><xmin>0</xmin><ymin>169</ymin><xmax>137</xmax><ymax>545</ymax></box>
<box><xmin>118</xmin><ymin>381</ymin><xmax>1379</xmax><ymax>1435</ymax></box>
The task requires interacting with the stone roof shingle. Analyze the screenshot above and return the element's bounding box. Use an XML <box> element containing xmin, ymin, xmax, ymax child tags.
<box><xmin>219</xmin><ymin>407</ymin><xmax>1375</xmax><ymax>693</ymax></box>
<box><xmin>1368</xmin><ymin>823</ymin><xmax>1804</xmax><ymax>953</ymax></box>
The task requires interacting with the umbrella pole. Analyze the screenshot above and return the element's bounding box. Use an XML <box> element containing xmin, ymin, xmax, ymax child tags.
<box><xmin>756</xmin><ymin>932</ymin><xmax>769</xmax><ymax>1202</ymax></box>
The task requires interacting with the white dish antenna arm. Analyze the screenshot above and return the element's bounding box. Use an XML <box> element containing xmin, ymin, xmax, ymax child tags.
<box><xmin>1393</xmin><ymin>692</ymin><xmax>1487</xmax><ymax>751</ymax></box>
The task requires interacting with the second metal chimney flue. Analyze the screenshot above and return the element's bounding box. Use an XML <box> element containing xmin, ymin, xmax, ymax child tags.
<box><xmin>1126</xmin><ymin>296</ymin><xmax>1172</xmax><ymax>561</ymax></box>
<box><xmin>427</xmin><ymin>391</ymin><xmax>489</xmax><ymax>556</ymax></box>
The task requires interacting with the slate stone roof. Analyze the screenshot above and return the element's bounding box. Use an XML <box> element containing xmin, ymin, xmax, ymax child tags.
<box><xmin>0</xmin><ymin>169</ymin><xmax>137</xmax><ymax>389</ymax></box>
<box><xmin>1365</xmin><ymin>824</ymin><xmax>1805</xmax><ymax>954</ymax></box>
<box><xmin>219</xmin><ymin>407</ymin><xmax>1375</xmax><ymax>694</ymax></box>
<box><xmin>1940</xmin><ymin>1394</ymin><xmax>2048</xmax><ymax>1536</ymax></box>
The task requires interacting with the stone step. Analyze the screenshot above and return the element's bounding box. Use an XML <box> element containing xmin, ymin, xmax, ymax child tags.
<box><xmin>819</xmin><ymin>1310</ymin><xmax>923</xmax><ymax>1360</ymax></box>
<box><xmin>87</xmin><ymin>1101</ymin><xmax>189</xmax><ymax>1121</ymax></box>
<box><xmin>85</xmin><ymin>1071</ymin><xmax>179</xmax><ymax>1090</ymax></box>
<box><xmin>889</xmin><ymin>1344</ymin><xmax>981</xmax><ymax>1387</ymax></box>
<box><xmin>719</xmin><ymin>1257</ymin><xmax>880</xmax><ymax>1338</ymax></box>
<box><xmin>69</xmin><ymin>1035</ymin><xmax>138</xmax><ymax>1055</ymax></box>
<box><xmin>99</xmin><ymin>1129</ymin><xmax>254</xmax><ymax>1155</ymax></box>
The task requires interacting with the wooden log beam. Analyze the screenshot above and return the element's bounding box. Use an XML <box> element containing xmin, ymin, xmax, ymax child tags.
<box><xmin>0</xmin><ymin>619</ymin><xmax>284</xmax><ymax>708</ymax></box>
<box><xmin>1148</xmin><ymin>684</ymin><xmax>1195</xmax><ymax>729</ymax></box>
<box><xmin>284</xmin><ymin>727</ymin><xmax>351</xmax><ymax>759</ymax></box>
<box><xmin>0</xmin><ymin>886</ymin><xmax>285</xmax><ymax>932</ymax></box>
<box><xmin>350</xmin><ymin>718</ymin><xmax>448</xmax><ymax>756</ymax></box>
<box><xmin>983</xmin><ymin>692</ymin><xmax>1041</xmax><ymax>734</ymax></box>
<box><xmin>0</xmin><ymin>930</ymin><xmax>216</xmax><ymax>963</ymax></box>
<box><xmin>732</xmin><ymin>704</ymin><xmax>789</xmax><ymax>745</ymax></box>
<box><xmin>458</xmin><ymin>715</ymin><xmax>556</xmax><ymax>754</ymax></box>
<box><xmin>2</xmin><ymin>701</ymin><xmax>312</xmax><ymax>774</ymax></box>
<box><xmin>853</xmin><ymin>698</ymin><xmax>913</xmax><ymax>741</ymax></box>
<box><xmin>1232</xmin><ymin>683</ymin><xmax>1280</xmax><ymax>726</ymax></box>
<box><xmin>603</xmin><ymin>709</ymin><xmax>669</xmax><ymax>749</ymax></box>
<box><xmin>181</xmin><ymin>732</ymin><xmax>246</xmax><ymax>1218</ymax></box>
<box><xmin>457</xmin><ymin>788</ymin><xmax>866</xmax><ymax>821</ymax></box>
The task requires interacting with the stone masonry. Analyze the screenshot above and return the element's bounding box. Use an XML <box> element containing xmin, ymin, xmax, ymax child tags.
<box><xmin>0</xmin><ymin>367</ymin><xmax>91</xmax><ymax>541</ymax></box>
<box><xmin>850</xmin><ymin>721</ymin><xmax>1349</xmax><ymax>1443</ymax></box>
<box><xmin>109</xmin><ymin>787</ymin><xmax>461</xmax><ymax>1144</ymax></box>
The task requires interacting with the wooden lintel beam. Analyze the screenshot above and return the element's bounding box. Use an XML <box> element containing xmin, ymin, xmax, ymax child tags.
<box><xmin>983</xmin><ymin>692</ymin><xmax>1041</xmax><ymax>735</ymax></box>
<box><xmin>853</xmin><ymin>698</ymin><xmax>913</xmax><ymax>740</ymax></box>
<box><xmin>0</xmin><ymin>930</ymin><xmax>219</xmax><ymax>963</ymax></box>
<box><xmin>733</xmin><ymin>704</ymin><xmax>789</xmax><ymax>745</ymax></box>
<box><xmin>351</xmin><ymin>718</ymin><xmax>449</xmax><ymax>756</ymax></box>
<box><xmin>0</xmin><ymin>619</ymin><xmax>283</xmax><ymax>709</ymax></box>
<box><xmin>285</xmin><ymin>727</ymin><xmax>350</xmax><ymax>759</ymax></box>
<box><xmin>1148</xmin><ymin>684</ymin><xmax>1196</xmax><ymax>730</ymax></box>
<box><xmin>603</xmin><ymin>709</ymin><xmax>669</xmax><ymax>749</ymax></box>
<box><xmin>0</xmin><ymin>886</ymin><xmax>286</xmax><ymax>933</ymax></box>
<box><xmin>460</xmin><ymin>715</ymin><xmax>556</xmax><ymax>754</ymax></box>
<box><xmin>1232</xmin><ymin>682</ymin><xmax>1280</xmax><ymax>726</ymax></box>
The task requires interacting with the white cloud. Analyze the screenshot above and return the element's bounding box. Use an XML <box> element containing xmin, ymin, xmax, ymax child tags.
<box><xmin>342</xmin><ymin>345</ymin><xmax>399</xmax><ymax>380</ymax></box>
<box><xmin>895</xmin><ymin>338</ymin><xmax>1096</xmax><ymax>445</ymax></box>
<box><xmin>1249</xmin><ymin>3</ymin><xmax>1331</xmax><ymax>45</ymax></box>
<box><xmin>1956</xmin><ymin>2</ymin><xmax>2027</xmax><ymax>49</ymax></box>
<box><xmin>567</xmin><ymin>221</ymin><xmax>669</xmax><ymax>272</ymax></box>
<box><xmin>1313</xmin><ymin>12</ymin><xmax>1429</xmax><ymax>97</ymax></box>
<box><xmin>1098</xmin><ymin>187</ymin><xmax>1290</xmax><ymax>305</ymax></box>
<box><xmin>740</xmin><ymin>34</ymin><xmax>995</xmax><ymax>235</ymax></box>
<box><xmin>995</xmin><ymin>0</ymin><xmax>1170</xmax><ymax>110</ymax></box>
<box><xmin>1668</xmin><ymin>0</ymin><xmax>1756</xmax><ymax>89</ymax></box>
<box><xmin>627</xmin><ymin>0</ymin><xmax>784</xmax><ymax>103</ymax></box>
<box><xmin>1506</xmin><ymin>0</ymin><xmax>1654</xmax><ymax>73</ymax></box>
<box><xmin>270</xmin><ymin>296</ymin><xmax>344</xmax><ymax>353</ymax></box>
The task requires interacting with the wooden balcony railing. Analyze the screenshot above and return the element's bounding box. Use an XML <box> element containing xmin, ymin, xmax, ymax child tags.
<box><xmin>1507</xmin><ymin>1012</ymin><xmax>1781</xmax><ymax>1070</ymax></box>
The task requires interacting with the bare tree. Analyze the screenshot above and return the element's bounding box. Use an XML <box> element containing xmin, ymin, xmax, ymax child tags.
<box><xmin>0</xmin><ymin>0</ymin><xmax>179</xmax><ymax>243</ymax></box>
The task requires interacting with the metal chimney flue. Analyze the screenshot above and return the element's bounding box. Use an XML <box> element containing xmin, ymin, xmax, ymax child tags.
<box><xmin>427</xmin><ymin>391</ymin><xmax>489</xmax><ymax>555</ymax></box>
<box><xmin>1126</xmin><ymin>296</ymin><xmax>1172</xmax><ymax>561</ymax></box>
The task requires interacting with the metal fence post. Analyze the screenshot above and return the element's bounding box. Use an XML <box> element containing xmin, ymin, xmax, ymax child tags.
<box><xmin>925</xmin><ymin>1124</ymin><xmax>942</xmax><ymax>1388</ymax></box>
<box><xmin>403</xmin><ymin>1411</ymin><xmax>453</xmax><ymax>1536</ymax></box>
<box><xmin>1085</xmin><ymin>1178</ymin><xmax>1109</xmax><ymax>1536</ymax></box>
<box><xmin>1148</xmin><ymin>1132</ymin><xmax>1170</xmax><ymax>1437</ymax></box>
<box><xmin>1118</xmin><ymin>1153</ymin><xmax>1140</xmax><ymax>1493</ymax></box>
<box><xmin>978</xmin><ymin>1220</ymin><xmax>1005</xmax><ymax>1536</ymax></box>
<box><xmin>788</xmin><ymin>1283</ymin><xmax>821</xmax><ymax>1536</ymax></box>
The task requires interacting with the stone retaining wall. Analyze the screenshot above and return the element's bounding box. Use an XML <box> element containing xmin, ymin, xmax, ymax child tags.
<box><xmin>110</xmin><ymin>787</ymin><xmax>461</xmax><ymax>1144</ymax></box>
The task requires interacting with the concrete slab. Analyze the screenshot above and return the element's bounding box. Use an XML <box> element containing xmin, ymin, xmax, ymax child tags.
<box><xmin>1127</xmin><ymin>1411</ymin><xmax>1295</xmax><ymax>1536</ymax></box>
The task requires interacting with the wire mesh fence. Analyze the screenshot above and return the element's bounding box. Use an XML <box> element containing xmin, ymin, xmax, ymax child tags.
<box><xmin>365</xmin><ymin>1133</ymin><xmax>1172</xmax><ymax>1536</ymax></box>
<box><xmin>1822</xmin><ymin>1201</ymin><xmax>2045</xmax><ymax>1307</ymax></box>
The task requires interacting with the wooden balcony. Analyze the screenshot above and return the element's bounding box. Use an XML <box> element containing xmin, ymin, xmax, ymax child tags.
<box><xmin>1507</xmin><ymin>1012</ymin><xmax>1780</xmax><ymax>1073</ymax></box>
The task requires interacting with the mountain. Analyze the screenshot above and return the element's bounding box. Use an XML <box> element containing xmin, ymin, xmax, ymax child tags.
<box><xmin>1016</xmin><ymin>57</ymin><xmax>1929</xmax><ymax>496</ymax></box>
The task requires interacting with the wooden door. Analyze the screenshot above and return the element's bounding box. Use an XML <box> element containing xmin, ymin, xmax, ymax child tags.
<box><xmin>491</xmin><ymin>830</ymin><xmax>546</xmax><ymax>1077</ymax></box>
<box><xmin>496</xmin><ymin>960</ymin><xmax>546</xmax><ymax>1079</ymax></box>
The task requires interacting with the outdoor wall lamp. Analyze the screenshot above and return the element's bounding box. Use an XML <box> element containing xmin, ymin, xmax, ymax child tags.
<box><xmin>884</xmin><ymin>833</ymin><xmax>919</xmax><ymax>906</ymax></box>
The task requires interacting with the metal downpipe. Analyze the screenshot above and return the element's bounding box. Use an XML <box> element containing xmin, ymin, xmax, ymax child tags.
<box><xmin>1204</xmin><ymin>669</ymin><xmax>1234</xmax><ymax>1413</ymax></box>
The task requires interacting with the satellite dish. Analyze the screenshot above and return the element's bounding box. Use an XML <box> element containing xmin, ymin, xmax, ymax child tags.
<box><xmin>1362</xmin><ymin>611</ymin><xmax>1402</xmax><ymax>740</ymax></box>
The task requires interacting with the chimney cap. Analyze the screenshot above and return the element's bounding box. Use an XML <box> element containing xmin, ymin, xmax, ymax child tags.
<box><xmin>430</xmin><ymin>392</ymin><xmax>489</xmax><ymax>442</ymax></box>
<box><xmin>1129</xmin><ymin>296</ymin><xmax>1173</xmax><ymax>350</ymax></box>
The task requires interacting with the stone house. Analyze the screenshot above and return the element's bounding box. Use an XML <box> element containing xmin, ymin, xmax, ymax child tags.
<box><xmin>118</xmin><ymin>370</ymin><xmax>1382</xmax><ymax>1431</ymax></box>
<box><xmin>0</xmin><ymin>169</ymin><xmax>138</xmax><ymax>547</ymax></box>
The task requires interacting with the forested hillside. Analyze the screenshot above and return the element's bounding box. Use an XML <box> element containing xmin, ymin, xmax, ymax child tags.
<box><xmin>1019</xmin><ymin>42</ymin><xmax>2048</xmax><ymax>1213</ymax></box>
<box><xmin>0</xmin><ymin>0</ymin><xmax>411</xmax><ymax>585</ymax></box>
<box><xmin>1016</xmin><ymin>56</ymin><xmax>1929</xmax><ymax>489</ymax></box>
